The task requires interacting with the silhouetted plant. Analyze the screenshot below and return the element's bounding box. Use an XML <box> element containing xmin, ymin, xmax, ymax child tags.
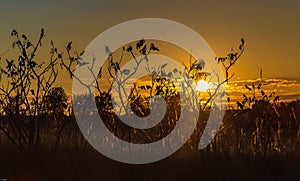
<box><xmin>0</xmin><ymin>29</ymin><xmax>298</xmax><ymax>159</ymax></box>
<box><xmin>0</xmin><ymin>29</ymin><xmax>70</xmax><ymax>151</ymax></box>
<box><xmin>43</xmin><ymin>87</ymin><xmax>68</xmax><ymax>115</ymax></box>
<box><xmin>217</xmin><ymin>38</ymin><xmax>245</xmax><ymax>81</ymax></box>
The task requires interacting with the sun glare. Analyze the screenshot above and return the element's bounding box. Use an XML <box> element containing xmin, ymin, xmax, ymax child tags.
<box><xmin>196</xmin><ymin>80</ymin><xmax>209</xmax><ymax>91</ymax></box>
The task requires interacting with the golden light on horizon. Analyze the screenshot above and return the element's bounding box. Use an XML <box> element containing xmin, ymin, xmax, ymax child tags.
<box><xmin>195</xmin><ymin>80</ymin><xmax>209</xmax><ymax>91</ymax></box>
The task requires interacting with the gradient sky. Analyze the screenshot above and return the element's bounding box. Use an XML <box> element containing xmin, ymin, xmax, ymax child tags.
<box><xmin>0</xmin><ymin>0</ymin><xmax>299</xmax><ymax>83</ymax></box>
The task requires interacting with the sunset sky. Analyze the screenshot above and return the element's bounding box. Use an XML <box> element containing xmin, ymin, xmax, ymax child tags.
<box><xmin>0</xmin><ymin>0</ymin><xmax>299</xmax><ymax>100</ymax></box>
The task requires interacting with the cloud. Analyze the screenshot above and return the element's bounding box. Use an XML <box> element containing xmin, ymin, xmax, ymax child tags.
<box><xmin>226</xmin><ymin>78</ymin><xmax>300</xmax><ymax>102</ymax></box>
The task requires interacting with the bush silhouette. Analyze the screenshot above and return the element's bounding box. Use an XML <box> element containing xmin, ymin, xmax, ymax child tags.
<box><xmin>0</xmin><ymin>29</ymin><xmax>298</xmax><ymax>160</ymax></box>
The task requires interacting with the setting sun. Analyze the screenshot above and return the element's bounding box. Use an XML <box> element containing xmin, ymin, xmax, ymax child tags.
<box><xmin>196</xmin><ymin>80</ymin><xmax>209</xmax><ymax>91</ymax></box>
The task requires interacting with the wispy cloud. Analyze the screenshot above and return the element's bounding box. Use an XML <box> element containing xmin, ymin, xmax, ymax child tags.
<box><xmin>227</xmin><ymin>78</ymin><xmax>300</xmax><ymax>102</ymax></box>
